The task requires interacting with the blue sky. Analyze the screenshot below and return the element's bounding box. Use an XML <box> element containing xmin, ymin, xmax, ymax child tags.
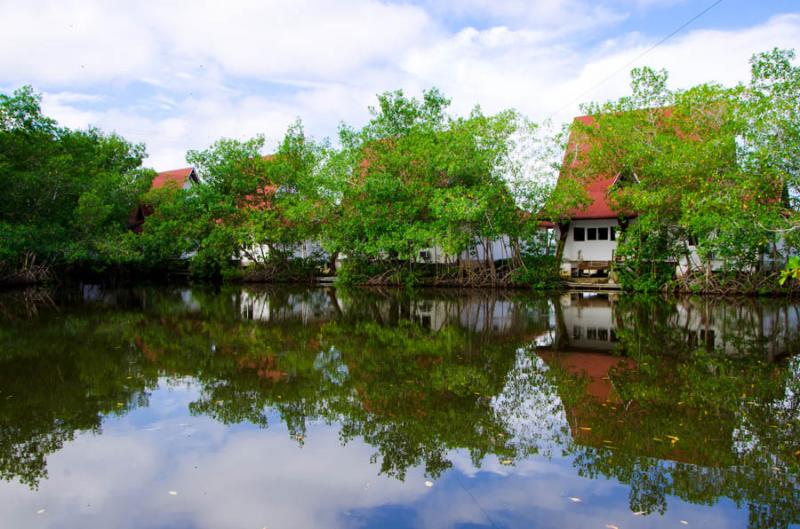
<box><xmin>1</xmin><ymin>0</ymin><xmax>798</xmax><ymax>169</ymax></box>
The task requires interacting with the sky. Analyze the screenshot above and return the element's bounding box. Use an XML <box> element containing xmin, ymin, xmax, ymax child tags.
<box><xmin>1</xmin><ymin>0</ymin><xmax>799</xmax><ymax>170</ymax></box>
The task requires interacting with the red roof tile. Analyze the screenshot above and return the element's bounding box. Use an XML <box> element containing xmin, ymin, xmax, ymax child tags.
<box><xmin>558</xmin><ymin>115</ymin><xmax>622</xmax><ymax>220</ymax></box>
<box><xmin>151</xmin><ymin>167</ymin><xmax>196</xmax><ymax>190</ymax></box>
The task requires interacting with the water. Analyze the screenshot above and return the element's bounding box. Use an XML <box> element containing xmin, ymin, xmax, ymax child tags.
<box><xmin>0</xmin><ymin>286</ymin><xmax>797</xmax><ymax>529</ymax></box>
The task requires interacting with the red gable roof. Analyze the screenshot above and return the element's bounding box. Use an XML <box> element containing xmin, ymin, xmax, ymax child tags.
<box><xmin>151</xmin><ymin>167</ymin><xmax>196</xmax><ymax>190</ymax></box>
<box><xmin>558</xmin><ymin>115</ymin><xmax>621</xmax><ymax>220</ymax></box>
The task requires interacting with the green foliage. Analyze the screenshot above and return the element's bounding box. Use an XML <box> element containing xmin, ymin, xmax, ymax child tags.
<box><xmin>512</xmin><ymin>254</ymin><xmax>560</xmax><ymax>289</ymax></box>
<box><xmin>779</xmin><ymin>256</ymin><xmax>800</xmax><ymax>285</ymax></box>
<box><xmin>552</xmin><ymin>49</ymin><xmax>800</xmax><ymax>291</ymax></box>
<box><xmin>140</xmin><ymin>122</ymin><xmax>332</xmax><ymax>280</ymax></box>
<box><xmin>323</xmin><ymin>88</ymin><xmax>548</xmax><ymax>285</ymax></box>
<box><xmin>0</xmin><ymin>86</ymin><xmax>151</xmax><ymax>280</ymax></box>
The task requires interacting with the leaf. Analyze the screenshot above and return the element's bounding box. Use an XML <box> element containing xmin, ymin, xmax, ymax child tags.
<box><xmin>568</xmin><ymin>497</ymin><xmax>582</xmax><ymax>503</ymax></box>
<box><xmin>424</xmin><ymin>480</ymin><xmax>433</xmax><ymax>488</ymax></box>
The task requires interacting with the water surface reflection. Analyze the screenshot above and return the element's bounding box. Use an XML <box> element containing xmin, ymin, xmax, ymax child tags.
<box><xmin>0</xmin><ymin>286</ymin><xmax>797</xmax><ymax>529</ymax></box>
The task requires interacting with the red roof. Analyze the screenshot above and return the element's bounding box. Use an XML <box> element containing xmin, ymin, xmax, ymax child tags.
<box><xmin>558</xmin><ymin>115</ymin><xmax>622</xmax><ymax>220</ymax></box>
<box><xmin>151</xmin><ymin>167</ymin><xmax>196</xmax><ymax>190</ymax></box>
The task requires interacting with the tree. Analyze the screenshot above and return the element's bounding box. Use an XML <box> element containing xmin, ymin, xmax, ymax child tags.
<box><xmin>141</xmin><ymin>122</ymin><xmax>332</xmax><ymax>280</ymax></box>
<box><xmin>323</xmin><ymin>88</ymin><xmax>543</xmax><ymax>286</ymax></box>
<box><xmin>554</xmin><ymin>49</ymin><xmax>800</xmax><ymax>292</ymax></box>
<box><xmin>0</xmin><ymin>86</ymin><xmax>152</xmax><ymax>282</ymax></box>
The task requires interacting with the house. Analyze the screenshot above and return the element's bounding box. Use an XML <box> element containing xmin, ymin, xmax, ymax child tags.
<box><xmin>552</xmin><ymin>115</ymin><xmax>628</xmax><ymax>282</ymax></box>
<box><xmin>236</xmin><ymin>155</ymin><xmax>329</xmax><ymax>267</ymax></box>
<box><xmin>128</xmin><ymin>167</ymin><xmax>199</xmax><ymax>233</ymax></box>
<box><xmin>552</xmin><ymin>110</ymin><xmax>792</xmax><ymax>283</ymax></box>
<box><xmin>416</xmin><ymin>236</ymin><xmax>518</xmax><ymax>265</ymax></box>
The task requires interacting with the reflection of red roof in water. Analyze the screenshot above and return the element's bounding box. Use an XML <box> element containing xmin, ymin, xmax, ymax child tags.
<box><xmin>539</xmin><ymin>349</ymin><xmax>732</xmax><ymax>467</ymax></box>
<box><xmin>538</xmin><ymin>350</ymin><xmax>634</xmax><ymax>401</ymax></box>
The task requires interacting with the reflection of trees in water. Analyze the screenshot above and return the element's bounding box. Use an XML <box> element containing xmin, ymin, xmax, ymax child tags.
<box><xmin>0</xmin><ymin>286</ymin><xmax>798</xmax><ymax>528</ymax></box>
<box><xmin>545</xmin><ymin>294</ymin><xmax>800</xmax><ymax>528</ymax></box>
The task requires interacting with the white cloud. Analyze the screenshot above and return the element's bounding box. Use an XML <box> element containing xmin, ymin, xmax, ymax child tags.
<box><xmin>0</xmin><ymin>1</ymin><xmax>158</xmax><ymax>85</ymax></box>
<box><xmin>419</xmin><ymin>0</ymin><xmax>628</xmax><ymax>32</ymax></box>
<box><xmin>0</xmin><ymin>422</ymin><xmax>427</xmax><ymax>529</ymax></box>
<box><xmin>4</xmin><ymin>1</ymin><xmax>799</xmax><ymax>170</ymax></box>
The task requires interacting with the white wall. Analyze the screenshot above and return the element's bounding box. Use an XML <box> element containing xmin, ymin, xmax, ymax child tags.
<box><xmin>239</xmin><ymin>240</ymin><xmax>326</xmax><ymax>266</ymax></box>
<box><xmin>558</xmin><ymin>219</ymin><xmax>619</xmax><ymax>274</ymax></box>
<box><xmin>558</xmin><ymin>292</ymin><xmax>617</xmax><ymax>352</ymax></box>
<box><xmin>418</xmin><ymin>236</ymin><xmax>516</xmax><ymax>264</ymax></box>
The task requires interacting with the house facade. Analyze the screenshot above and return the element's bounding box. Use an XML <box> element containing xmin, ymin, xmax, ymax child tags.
<box><xmin>552</xmin><ymin>115</ymin><xmax>629</xmax><ymax>281</ymax></box>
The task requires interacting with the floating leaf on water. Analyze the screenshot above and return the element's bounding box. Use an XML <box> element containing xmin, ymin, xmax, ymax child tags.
<box><xmin>606</xmin><ymin>524</ymin><xmax>619</xmax><ymax>529</ymax></box>
<box><xmin>168</xmin><ymin>491</ymin><xmax>178</xmax><ymax>496</ymax></box>
<box><xmin>579</xmin><ymin>427</ymin><xmax>592</xmax><ymax>431</ymax></box>
<box><xmin>500</xmin><ymin>458</ymin><xmax>513</xmax><ymax>466</ymax></box>
<box><xmin>568</xmin><ymin>497</ymin><xmax>582</xmax><ymax>503</ymax></box>
<box><xmin>36</xmin><ymin>509</ymin><xmax>45</xmax><ymax>515</ymax></box>
<box><xmin>681</xmin><ymin>521</ymin><xmax>689</xmax><ymax>525</ymax></box>
<box><xmin>424</xmin><ymin>480</ymin><xmax>433</xmax><ymax>488</ymax></box>
<box><xmin>633</xmin><ymin>511</ymin><xmax>645</xmax><ymax>515</ymax></box>
<box><xmin>116</xmin><ymin>402</ymin><xmax>124</xmax><ymax>407</ymax></box>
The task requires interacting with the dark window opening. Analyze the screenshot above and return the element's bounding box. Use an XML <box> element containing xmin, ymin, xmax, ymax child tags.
<box><xmin>700</xmin><ymin>329</ymin><xmax>716</xmax><ymax>350</ymax></box>
<box><xmin>587</xmin><ymin>328</ymin><xmax>597</xmax><ymax>340</ymax></box>
<box><xmin>573</xmin><ymin>227</ymin><xmax>585</xmax><ymax>241</ymax></box>
<box><xmin>598</xmin><ymin>328</ymin><xmax>609</xmax><ymax>341</ymax></box>
<box><xmin>611</xmin><ymin>227</ymin><xmax>616</xmax><ymax>241</ymax></box>
<box><xmin>598</xmin><ymin>227</ymin><xmax>609</xmax><ymax>240</ymax></box>
<box><xmin>573</xmin><ymin>326</ymin><xmax>582</xmax><ymax>339</ymax></box>
<box><xmin>587</xmin><ymin>228</ymin><xmax>597</xmax><ymax>240</ymax></box>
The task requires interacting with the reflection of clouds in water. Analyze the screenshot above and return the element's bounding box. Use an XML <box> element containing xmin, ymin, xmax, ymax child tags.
<box><xmin>413</xmin><ymin>460</ymin><xmax>742</xmax><ymax>529</ymax></box>
<box><xmin>0</xmin><ymin>434</ymin><xmax>163</xmax><ymax>529</ymax></box>
<box><xmin>0</xmin><ymin>409</ymin><xmax>428</xmax><ymax>529</ymax></box>
<box><xmin>492</xmin><ymin>349</ymin><xmax>570</xmax><ymax>458</ymax></box>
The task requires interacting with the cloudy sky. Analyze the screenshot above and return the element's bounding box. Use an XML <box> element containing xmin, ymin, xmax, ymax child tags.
<box><xmin>1</xmin><ymin>0</ymin><xmax>799</xmax><ymax>170</ymax></box>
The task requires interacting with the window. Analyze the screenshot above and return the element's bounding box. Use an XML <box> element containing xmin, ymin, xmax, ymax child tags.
<box><xmin>573</xmin><ymin>227</ymin><xmax>585</xmax><ymax>241</ymax></box>
<box><xmin>598</xmin><ymin>328</ymin><xmax>609</xmax><ymax>341</ymax></box>
<box><xmin>598</xmin><ymin>227</ymin><xmax>609</xmax><ymax>240</ymax></box>
<box><xmin>587</xmin><ymin>328</ymin><xmax>597</xmax><ymax>340</ymax></box>
<box><xmin>573</xmin><ymin>326</ymin><xmax>582</xmax><ymax>339</ymax></box>
<box><xmin>587</xmin><ymin>228</ymin><xmax>597</xmax><ymax>240</ymax></box>
<box><xmin>611</xmin><ymin>227</ymin><xmax>616</xmax><ymax>241</ymax></box>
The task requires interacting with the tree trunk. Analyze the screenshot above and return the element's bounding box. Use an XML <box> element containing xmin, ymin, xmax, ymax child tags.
<box><xmin>554</xmin><ymin>221</ymin><xmax>571</xmax><ymax>274</ymax></box>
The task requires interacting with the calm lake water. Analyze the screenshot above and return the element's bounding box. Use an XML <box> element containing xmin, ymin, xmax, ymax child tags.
<box><xmin>0</xmin><ymin>286</ymin><xmax>798</xmax><ymax>529</ymax></box>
